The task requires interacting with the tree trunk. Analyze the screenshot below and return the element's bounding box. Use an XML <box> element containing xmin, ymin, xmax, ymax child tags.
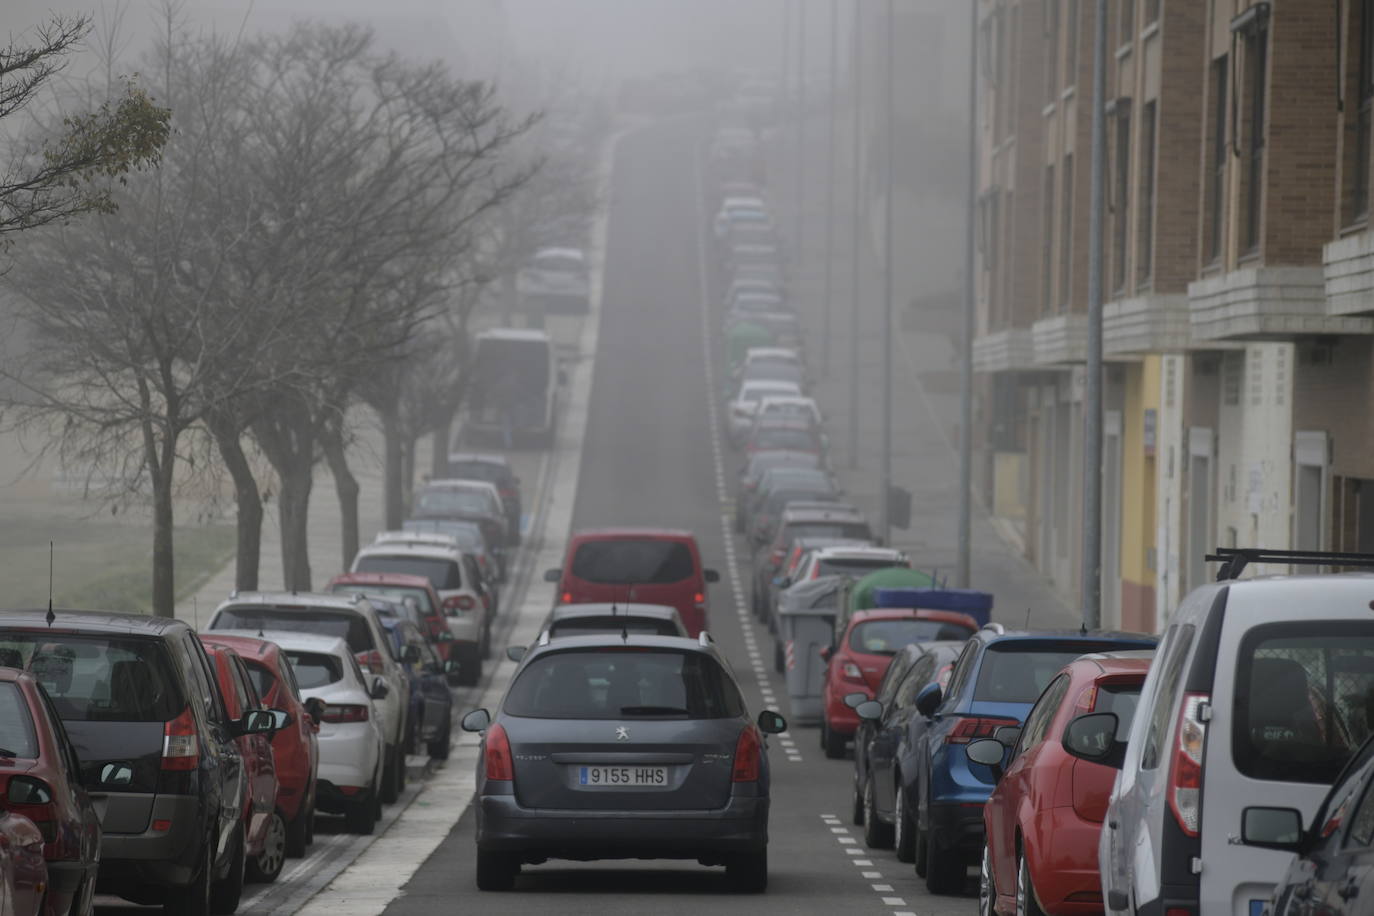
<box><xmin>381</xmin><ymin>408</ymin><xmax>405</xmax><ymax>530</ymax></box>
<box><xmin>402</xmin><ymin>434</ymin><xmax>418</xmax><ymax>511</ymax></box>
<box><xmin>431</xmin><ymin>414</ymin><xmax>452</xmax><ymax>480</ymax></box>
<box><xmin>208</xmin><ymin>412</ymin><xmax>263</xmax><ymax>591</ymax></box>
<box><xmin>277</xmin><ymin>452</ymin><xmax>314</xmax><ymax>592</ymax></box>
<box><xmin>322</xmin><ymin>423</ymin><xmax>360</xmax><ymax>570</ymax></box>
<box><xmin>501</xmin><ymin>268</ymin><xmax>518</xmax><ymax>326</ymax></box>
<box><xmin>150</xmin><ymin>456</ymin><xmax>176</xmax><ymax>617</ymax></box>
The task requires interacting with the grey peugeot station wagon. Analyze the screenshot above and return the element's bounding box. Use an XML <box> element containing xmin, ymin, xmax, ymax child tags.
<box><xmin>461</xmin><ymin>632</ymin><xmax>786</xmax><ymax>892</ymax></box>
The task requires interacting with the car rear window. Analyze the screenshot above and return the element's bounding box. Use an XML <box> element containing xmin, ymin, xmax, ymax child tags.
<box><xmin>549</xmin><ymin>617</ymin><xmax>681</xmax><ymax>638</ymax></box>
<box><xmin>764</xmin><ymin>489</ymin><xmax>835</xmax><ymax>516</ymax></box>
<box><xmin>820</xmin><ymin>559</ymin><xmax>902</xmax><ymax>578</ymax></box>
<box><xmin>1234</xmin><ymin>623</ymin><xmax>1374</xmax><ymax>784</ymax></box>
<box><xmin>284</xmin><ymin>652</ymin><xmax>344</xmax><ymax>689</ymax></box>
<box><xmin>448</xmin><ymin>463</ymin><xmax>508</xmax><ymax>485</ymax></box>
<box><xmin>570</xmin><ymin>540</ymin><xmax>697</xmax><ymax>585</ymax></box>
<box><xmin>787</xmin><ymin>522</ymin><xmax>871</xmax><ymax>543</ymax></box>
<box><xmin>332</xmin><ymin>584</ymin><xmax>435</xmax><ymax>617</ymax></box>
<box><xmin>849</xmin><ymin>619</ymin><xmax>976</xmax><ymax>655</ymax></box>
<box><xmin>414</xmin><ymin>488</ymin><xmax>491</xmax><ymax>517</ymax></box>
<box><xmin>755</xmin><ymin>429</ymin><xmax>816</xmax><ymax>451</ymax></box>
<box><xmin>212</xmin><ymin>608</ymin><xmax>376</xmax><ymax>655</ymax></box>
<box><xmin>504</xmin><ymin>649</ymin><xmax>743</xmax><ymax>719</ymax></box>
<box><xmin>974</xmin><ymin>643</ymin><xmax>1140</xmax><ymax>704</ymax></box>
<box><xmin>403</xmin><ymin>520</ymin><xmax>486</xmax><ymax>551</ymax></box>
<box><xmin>0</xmin><ymin>684</ymin><xmax>38</xmax><ymax>758</ymax></box>
<box><xmin>354</xmin><ymin>555</ymin><xmax>464</xmax><ymax>590</ymax></box>
<box><xmin>1087</xmin><ymin>681</ymin><xmax>1144</xmax><ymax>741</ymax></box>
<box><xmin>0</xmin><ymin>634</ymin><xmax>183</xmax><ymax>722</ymax></box>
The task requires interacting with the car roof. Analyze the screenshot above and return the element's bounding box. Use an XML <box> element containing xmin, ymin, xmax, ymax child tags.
<box><xmin>569</xmin><ymin>527</ymin><xmax>697</xmax><ymax>541</ymax></box>
<box><xmin>892</xmin><ymin>639</ymin><xmax>968</xmax><ymax>663</ymax></box>
<box><xmin>329</xmin><ymin>571</ymin><xmax>433</xmax><ymax>590</ymax></box>
<box><xmin>355</xmin><ymin>543</ymin><xmax>463</xmax><ymax>561</ymax></box>
<box><xmin>848</xmin><ymin>608</ymin><xmax>977</xmax><ymax>627</ymax></box>
<box><xmin>1065</xmin><ymin>654</ymin><xmax>1156</xmax><ymax>678</ymax></box>
<box><xmin>0</xmin><ymin>608</ymin><xmax>192</xmax><ymax>635</ymax></box>
<box><xmin>475</xmin><ymin>328</ymin><xmax>552</xmax><ymax>343</ymax></box>
<box><xmin>782</xmin><ymin>504</ymin><xmax>865</xmax><ymax>521</ymax></box>
<box><xmin>198</xmin><ymin>632</ymin><xmax>282</xmax><ymax>660</ymax></box>
<box><xmin>523</xmin><ymin>633</ymin><xmax>716</xmax><ymax>660</ymax></box>
<box><xmin>550</xmin><ymin>603</ymin><xmax>681</xmax><ymax>621</ymax></box>
<box><xmin>217</xmin><ymin>629</ymin><xmax>351</xmax><ymax>657</ymax></box>
<box><xmin>809</xmin><ymin>546</ymin><xmax>905</xmax><ymax>561</ymax></box>
<box><xmin>534</xmin><ymin>247</ymin><xmax>584</xmax><ymax>260</ymax></box>
<box><xmin>979</xmin><ymin>628</ymin><xmax>1158</xmax><ymax>645</ymax></box>
<box><xmin>753</xmin><ymin>417</ymin><xmax>816</xmax><ymax>431</ymax></box>
<box><xmin>425</xmin><ymin>479</ymin><xmax>501</xmax><ymax>495</ymax></box>
<box><xmin>446</xmin><ymin>453</ymin><xmax>513</xmax><ymax>469</ymax></box>
<box><xmin>744</xmin><ymin>347</ymin><xmax>799</xmax><ymax>360</ymax></box>
<box><xmin>216</xmin><ymin>591</ymin><xmax>372</xmax><ymax>614</ymax></box>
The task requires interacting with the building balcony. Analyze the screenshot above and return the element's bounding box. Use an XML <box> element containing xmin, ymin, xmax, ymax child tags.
<box><xmin>1324</xmin><ymin>229</ymin><xmax>1374</xmax><ymax>316</ymax></box>
<box><xmin>972</xmin><ymin>328</ymin><xmax>1036</xmax><ymax>373</ymax></box>
<box><xmin>1103</xmin><ymin>293</ymin><xmax>1192</xmax><ymax>355</ymax></box>
<box><xmin>1188</xmin><ymin>266</ymin><xmax>1373</xmax><ymax>341</ymax></box>
<box><xmin>1031</xmin><ymin>313</ymin><xmax>1088</xmax><ymax>365</ymax></box>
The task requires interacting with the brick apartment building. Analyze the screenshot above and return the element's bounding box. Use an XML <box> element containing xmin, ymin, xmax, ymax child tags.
<box><xmin>973</xmin><ymin>0</ymin><xmax>1374</xmax><ymax>631</ymax></box>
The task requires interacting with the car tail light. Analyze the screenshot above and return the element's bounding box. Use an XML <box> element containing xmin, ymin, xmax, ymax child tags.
<box><xmin>485</xmin><ymin>723</ymin><xmax>513</xmax><ymax>781</ymax></box>
<box><xmin>5</xmin><ymin>777</ymin><xmax>57</xmax><ymax>845</ymax></box>
<box><xmin>1074</xmin><ymin>684</ymin><xmax>1098</xmax><ymax>712</ymax></box>
<box><xmin>162</xmin><ymin>706</ymin><xmax>200</xmax><ymax>771</ymax></box>
<box><xmin>1168</xmin><ymin>693</ymin><xmax>1208</xmax><ymax>837</ymax></box>
<box><xmin>944</xmin><ymin>716</ymin><xmax>1019</xmax><ymax>745</ymax></box>
<box><xmin>841</xmin><ymin>661</ymin><xmax>865</xmax><ymax>683</ymax></box>
<box><xmin>732</xmin><ymin>725</ymin><xmax>762</xmax><ymax>782</ymax></box>
<box><xmin>562</xmin><ymin>591</ymin><xmax>573</xmax><ymax>603</ymax></box>
<box><xmin>443</xmin><ymin>594</ymin><xmax>477</xmax><ymax>613</ymax></box>
<box><xmin>694</xmin><ymin>592</ymin><xmax>705</xmax><ymax>604</ymax></box>
<box><xmin>321</xmin><ymin>704</ymin><xmax>370</xmax><ymax>723</ymax></box>
<box><xmin>355</xmin><ymin>650</ymin><xmax>385</xmax><ymax>674</ymax></box>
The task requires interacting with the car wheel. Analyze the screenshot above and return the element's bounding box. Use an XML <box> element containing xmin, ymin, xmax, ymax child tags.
<box><xmin>164</xmin><ymin>837</ymin><xmax>212</xmax><ymax>916</ymax></box>
<box><xmin>913</xmin><ymin>790</ymin><xmax>929</xmax><ymax>877</ymax></box>
<box><xmin>460</xmin><ymin>647</ymin><xmax>483</xmax><ymax>687</ymax></box>
<box><xmin>304</xmin><ymin>787</ymin><xmax>316</xmax><ymax>846</ymax></box>
<box><xmin>381</xmin><ymin>744</ymin><xmax>400</xmax><ymax>804</ymax></box>
<box><xmin>726</xmin><ymin>848</ymin><xmax>767</xmax><ymax>893</ymax></box>
<box><xmin>428</xmin><ymin>717</ymin><xmax>452</xmax><ymax>761</ymax></box>
<box><xmin>894</xmin><ymin>782</ymin><xmax>916</xmax><ymax>863</ymax></box>
<box><xmin>862</xmin><ymin>774</ymin><xmax>893</xmax><ymax>848</ymax></box>
<box><xmin>394</xmin><ymin>742</ymin><xmax>408</xmax><ymax>796</ymax></box>
<box><xmin>924</xmin><ymin>822</ymin><xmax>964</xmax><ymax>895</ymax></box>
<box><xmin>345</xmin><ymin>770</ymin><xmax>379</xmax><ymax>835</ymax></box>
<box><xmin>285</xmin><ymin>798</ymin><xmax>311</xmax><ymax>858</ymax></box>
<box><xmin>850</xmin><ymin>775</ymin><xmax>864</xmax><ymax>826</ymax></box>
<box><xmin>475</xmin><ymin>847</ymin><xmax>519</xmax><ymax>891</ymax></box>
<box><xmin>247</xmin><ymin>810</ymin><xmax>287</xmax><ymax>883</ymax></box>
<box><xmin>979</xmin><ymin>843</ymin><xmax>996</xmax><ymax>916</ymax></box>
<box><xmin>822</xmin><ymin>721</ymin><xmax>846</xmax><ymax>759</ymax></box>
<box><xmin>1016</xmin><ymin>849</ymin><xmax>1048</xmax><ymax>916</ymax></box>
<box><xmin>209</xmin><ymin>824</ymin><xmax>245</xmax><ymax>915</ymax></box>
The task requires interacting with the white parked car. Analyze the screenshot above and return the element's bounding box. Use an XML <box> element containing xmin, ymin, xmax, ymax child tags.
<box><xmin>208</xmin><ymin>592</ymin><xmax>412</xmax><ymax>806</ymax></box>
<box><xmin>755</xmin><ymin>394</ymin><xmax>822</xmax><ymax>428</ymax></box>
<box><xmin>1082</xmin><ymin>550</ymin><xmax>1374</xmax><ymax>915</ymax></box>
<box><xmin>266</xmin><ymin>633</ymin><xmax>385</xmax><ymax>836</ymax></box>
<box><xmin>351</xmin><ymin>542</ymin><xmax>490</xmax><ymax>685</ymax></box>
<box><xmin>726</xmin><ymin>379</ymin><xmax>804</xmax><ymax>444</ymax></box>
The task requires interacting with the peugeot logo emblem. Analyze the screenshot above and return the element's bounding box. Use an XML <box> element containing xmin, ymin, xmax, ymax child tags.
<box><xmin>615</xmin><ymin>726</ymin><xmax>630</xmax><ymax>741</ymax></box>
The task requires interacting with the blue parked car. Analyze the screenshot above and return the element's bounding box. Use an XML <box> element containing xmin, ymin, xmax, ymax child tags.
<box><xmin>857</xmin><ymin>624</ymin><xmax>1156</xmax><ymax>894</ymax></box>
<box><xmin>380</xmin><ymin>617</ymin><xmax>455</xmax><ymax>760</ymax></box>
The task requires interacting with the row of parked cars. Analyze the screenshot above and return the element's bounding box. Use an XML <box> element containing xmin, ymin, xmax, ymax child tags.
<box><xmin>0</xmin><ymin>451</ymin><xmax>528</xmax><ymax>913</ymax></box>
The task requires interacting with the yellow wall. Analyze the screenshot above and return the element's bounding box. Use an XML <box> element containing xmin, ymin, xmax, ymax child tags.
<box><xmin>1120</xmin><ymin>357</ymin><xmax>1160</xmax><ymax>590</ymax></box>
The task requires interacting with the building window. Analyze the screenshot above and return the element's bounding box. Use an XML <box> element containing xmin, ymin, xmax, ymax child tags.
<box><xmin>1119</xmin><ymin>0</ymin><xmax>1135</xmax><ymax>46</ymax></box>
<box><xmin>1065</xmin><ymin>0</ymin><xmax>1079</xmax><ymax>88</ymax></box>
<box><xmin>1112</xmin><ymin>109</ymin><xmax>1131</xmax><ymax>293</ymax></box>
<box><xmin>1042</xmin><ymin>165</ymin><xmax>1055</xmax><ymax>314</ymax></box>
<box><xmin>1241</xmin><ymin>21</ymin><xmax>1269</xmax><ymax>255</ymax></box>
<box><xmin>1046</xmin><ymin>0</ymin><xmax>1060</xmax><ymax>102</ymax></box>
<box><xmin>1060</xmin><ymin>154</ymin><xmax>1075</xmax><ymax>311</ymax></box>
<box><xmin>1137</xmin><ymin>100</ymin><xmax>1157</xmax><ymax>288</ymax></box>
<box><xmin>1208</xmin><ymin>55</ymin><xmax>1228</xmax><ymax>263</ymax></box>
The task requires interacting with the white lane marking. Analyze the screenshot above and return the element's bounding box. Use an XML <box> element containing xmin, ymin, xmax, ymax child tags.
<box><xmin>853</xmin><ymin>859</ymin><xmax>873</xmax><ymax>866</ymax></box>
<box><xmin>837</xmin><ymin>837</ymin><xmax>858</xmax><ymax>845</ymax></box>
<box><xmin>844</xmin><ymin>848</ymin><xmax>863</xmax><ymax>855</ymax></box>
<box><xmin>829</xmin><ymin>827</ymin><xmax>849</xmax><ymax>834</ymax></box>
<box><xmin>872</xmin><ymin>884</ymin><xmax>894</xmax><ymax>892</ymax></box>
<box><xmin>881</xmin><ymin>898</ymin><xmax>907</xmax><ymax>907</ymax></box>
<box><xmin>862</xmin><ymin>871</ymin><xmax>883</xmax><ymax>878</ymax></box>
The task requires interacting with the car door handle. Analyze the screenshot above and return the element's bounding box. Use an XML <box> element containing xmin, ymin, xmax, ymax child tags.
<box><xmin>1108</xmin><ymin>820</ymin><xmax>1118</xmax><ymax>829</ymax></box>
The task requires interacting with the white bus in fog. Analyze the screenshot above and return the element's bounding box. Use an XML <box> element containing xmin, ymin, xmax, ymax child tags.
<box><xmin>465</xmin><ymin>328</ymin><xmax>560</xmax><ymax>448</ymax></box>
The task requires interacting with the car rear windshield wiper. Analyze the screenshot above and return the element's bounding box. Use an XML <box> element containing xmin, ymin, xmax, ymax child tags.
<box><xmin>618</xmin><ymin>706</ymin><xmax>690</xmax><ymax>716</ymax></box>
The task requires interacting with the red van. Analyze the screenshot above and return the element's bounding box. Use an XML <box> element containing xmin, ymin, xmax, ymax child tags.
<box><xmin>544</xmin><ymin>528</ymin><xmax>720</xmax><ymax>637</ymax></box>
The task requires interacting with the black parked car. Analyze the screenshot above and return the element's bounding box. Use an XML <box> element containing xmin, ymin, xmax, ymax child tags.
<box><xmin>0</xmin><ymin>610</ymin><xmax>279</xmax><ymax>915</ymax></box>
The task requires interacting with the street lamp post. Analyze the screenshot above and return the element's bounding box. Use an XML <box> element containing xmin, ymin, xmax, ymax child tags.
<box><xmin>822</xmin><ymin>0</ymin><xmax>838</xmax><ymax>378</ymax></box>
<box><xmin>880</xmin><ymin>0</ymin><xmax>894</xmax><ymax>545</ymax></box>
<box><xmin>956</xmin><ymin>0</ymin><xmax>979</xmax><ymax>588</ymax></box>
<box><xmin>847</xmin><ymin>0</ymin><xmax>862</xmax><ymax>471</ymax></box>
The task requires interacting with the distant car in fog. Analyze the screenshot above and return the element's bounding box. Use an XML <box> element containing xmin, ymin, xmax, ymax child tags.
<box><xmin>516</xmin><ymin>247</ymin><xmax>589</xmax><ymax>315</ymax></box>
<box><xmin>464</xmin><ymin>329</ymin><xmax>562</xmax><ymax>448</ymax></box>
<box><xmin>444</xmin><ymin>453</ymin><xmax>523</xmax><ymax>545</ymax></box>
<box><xmin>726</xmin><ymin>379</ymin><xmax>804</xmax><ymax>444</ymax></box>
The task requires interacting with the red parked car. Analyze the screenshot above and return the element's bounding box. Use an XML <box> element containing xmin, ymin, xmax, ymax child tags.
<box><xmin>0</xmin><ymin>667</ymin><xmax>100</xmax><ymax>915</ymax></box>
<box><xmin>970</xmin><ymin>653</ymin><xmax>1153</xmax><ymax>915</ymax></box>
<box><xmin>820</xmin><ymin>609</ymin><xmax>979</xmax><ymax>758</ymax></box>
<box><xmin>0</xmin><ymin>809</ymin><xmax>47</xmax><ymax>916</ymax></box>
<box><xmin>545</xmin><ymin>529</ymin><xmax>720</xmax><ymax>637</ymax></box>
<box><xmin>200</xmin><ymin>634</ymin><xmax>320</xmax><ymax>861</ymax></box>
<box><xmin>199</xmin><ymin>641</ymin><xmax>282</xmax><ymax>884</ymax></box>
<box><xmin>327</xmin><ymin>573</ymin><xmax>453</xmax><ymax>665</ymax></box>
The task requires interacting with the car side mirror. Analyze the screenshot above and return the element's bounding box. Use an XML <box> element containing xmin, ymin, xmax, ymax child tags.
<box><xmin>1061</xmin><ymin>712</ymin><xmax>1125</xmax><ymax>769</ymax></box>
<box><xmin>403</xmin><ymin>645</ymin><xmax>421</xmax><ymax>664</ymax></box>
<box><xmin>914</xmin><ymin>682</ymin><xmax>942</xmax><ymax>719</ymax></box>
<box><xmin>1240</xmin><ymin>806</ymin><xmax>1306</xmax><ymax>853</ymax></box>
<box><xmin>304</xmin><ymin>697</ymin><xmax>327</xmax><ymax>725</ymax></box>
<box><xmin>443</xmin><ymin>659</ymin><xmax>460</xmax><ymax>675</ymax></box>
<box><xmin>965</xmin><ymin>738</ymin><xmax>1006</xmax><ymax>781</ymax></box>
<box><xmin>543</xmin><ymin>568</ymin><xmax>562</xmax><ymax>583</ymax></box>
<box><xmin>843</xmin><ymin>692</ymin><xmax>868</xmax><ymax>709</ymax></box>
<box><xmin>855</xmin><ymin>700</ymin><xmax>883</xmax><ymax>721</ymax></box>
<box><xmin>98</xmin><ymin>763</ymin><xmax>133</xmax><ymax>788</ymax></box>
<box><xmin>237</xmin><ymin>709</ymin><xmax>279</xmax><ymax>736</ymax></box>
<box><xmin>6</xmin><ymin>775</ymin><xmax>52</xmax><ymax>804</ymax></box>
<box><xmin>437</xmin><ymin>631</ymin><xmax>455</xmax><ymax>642</ymax></box>
<box><xmin>757</xmin><ymin>710</ymin><xmax>787</xmax><ymax>734</ymax></box>
<box><xmin>267</xmin><ymin>709</ymin><xmax>292</xmax><ymax>730</ymax></box>
<box><xmin>506</xmin><ymin>646</ymin><xmax>527</xmax><ymax>663</ymax></box>
<box><xmin>461</xmin><ymin>708</ymin><xmax>491</xmax><ymax>732</ymax></box>
<box><xmin>704</xmin><ymin>569</ymin><xmax>720</xmax><ymax>584</ymax></box>
<box><xmin>369</xmin><ymin>677</ymin><xmax>390</xmax><ymax>701</ymax></box>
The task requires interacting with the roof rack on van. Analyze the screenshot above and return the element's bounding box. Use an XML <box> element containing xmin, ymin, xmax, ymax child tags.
<box><xmin>1207</xmin><ymin>547</ymin><xmax>1374</xmax><ymax>580</ymax></box>
<box><xmin>698</xmin><ymin>632</ymin><xmax>714</xmax><ymax>647</ymax></box>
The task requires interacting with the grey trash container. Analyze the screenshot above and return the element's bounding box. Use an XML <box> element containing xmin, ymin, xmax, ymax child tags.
<box><xmin>776</xmin><ymin>575</ymin><xmax>847</xmax><ymax>725</ymax></box>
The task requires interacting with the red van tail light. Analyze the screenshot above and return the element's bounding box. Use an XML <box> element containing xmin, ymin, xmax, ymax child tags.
<box><xmin>354</xmin><ymin>650</ymin><xmax>385</xmax><ymax>674</ymax></box>
<box><xmin>1168</xmin><ymin>693</ymin><xmax>1208</xmax><ymax>837</ymax></box>
<box><xmin>443</xmin><ymin>595</ymin><xmax>477</xmax><ymax>613</ymax></box>
<box><xmin>321</xmin><ymin>704</ymin><xmax>370</xmax><ymax>723</ymax></box>
<box><xmin>732</xmin><ymin>725</ymin><xmax>762</xmax><ymax>782</ymax></box>
<box><xmin>694</xmin><ymin>593</ymin><xmax>705</xmax><ymax>604</ymax></box>
<box><xmin>562</xmin><ymin>592</ymin><xmax>573</xmax><ymax>603</ymax></box>
<box><xmin>162</xmin><ymin>706</ymin><xmax>200</xmax><ymax>771</ymax></box>
<box><xmin>485</xmin><ymin>723</ymin><xmax>513</xmax><ymax>781</ymax></box>
<box><xmin>944</xmin><ymin>716</ymin><xmax>1019</xmax><ymax>745</ymax></box>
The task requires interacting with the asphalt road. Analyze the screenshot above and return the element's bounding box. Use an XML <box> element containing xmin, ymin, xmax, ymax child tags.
<box><xmin>382</xmin><ymin>118</ymin><xmax>980</xmax><ymax>915</ymax></box>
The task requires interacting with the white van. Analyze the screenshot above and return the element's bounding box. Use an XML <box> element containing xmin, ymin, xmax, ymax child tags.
<box><xmin>1082</xmin><ymin>549</ymin><xmax>1374</xmax><ymax>916</ymax></box>
<box><xmin>465</xmin><ymin>328</ymin><xmax>560</xmax><ymax>447</ymax></box>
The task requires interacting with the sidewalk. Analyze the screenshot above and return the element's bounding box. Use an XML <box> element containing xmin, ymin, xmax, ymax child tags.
<box><xmin>770</xmin><ymin>120</ymin><xmax>1078</xmax><ymax>631</ymax></box>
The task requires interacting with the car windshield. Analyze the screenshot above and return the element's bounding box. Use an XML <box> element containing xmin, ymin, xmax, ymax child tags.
<box><xmin>571</xmin><ymin>539</ymin><xmax>696</xmax><ymax>585</ymax></box>
<box><xmin>403</xmin><ymin>519</ymin><xmax>485</xmax><ymax>550</ymax></box>
<box><xmin>284</xmin><ymin>651</ymin><xmax>343</xmax><ymax>689</ymax></box>
<box><xmin>0</xmin><ymin>684</ymin><xmax>37</xmax><ymax>758</ymax></box>
<box><xmin>549</xmin><ymin>618</ymin><xmax>680</xmax><ymax>637</ymax></box>
<box><xmin>787</xmin><ymin>522</ymin><xmax>871</xmax><ymax>542</ymax></box>
<box><xmin>503</xmin><ymin>649</ymin><xmax>743</xmax><ymax>719</ymax></box>
<box><xmin>413</xmin><ymin>488</ymin><xmax>491</xmax><ymax>517</ymax></box>
<box><xmin>849</xmin><ymin>619</ymin><xmax>976</xmax><ymax>655</ymax></box>
<box><xmin>740</xmin><ymin>385</ymin><xmax>797</xmax><ymax>404</ymax></box>
<box><xmin>212</xmin><ymin>608</ymin><xmax>375</xmax><ymax>655</ymax></box>
<box><xmin>0</xmin><ymin>633</ymin><xmax>182</xmax><ymax>723</ymax></box>
<box><xmin>354</xmin><ymin>555</ymin><xmax>463</xmax><ymax>590</ymax></box>
<box><xmin>743</xmin><ymin>364</ymin><xmax>803</xmax><ymax>385</ymax></box>
<box><xmin>975</xmin><ymin>643</ymin><xmax>1142</xmax><ymax>703</ymax></box>
<box><xmin>448</xmin><ymin>462</ymin><xmax>509</xmax><ymax>485</ymax></box>
<box><xmin>754</xmin><ymin>428</ymin><xmax>816</xmax><ymax>451</ymax></box>
<box><xmin>331</xmin><ymin>583</ymin><xmax>435</xmax><ymax>617</ymax></box>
